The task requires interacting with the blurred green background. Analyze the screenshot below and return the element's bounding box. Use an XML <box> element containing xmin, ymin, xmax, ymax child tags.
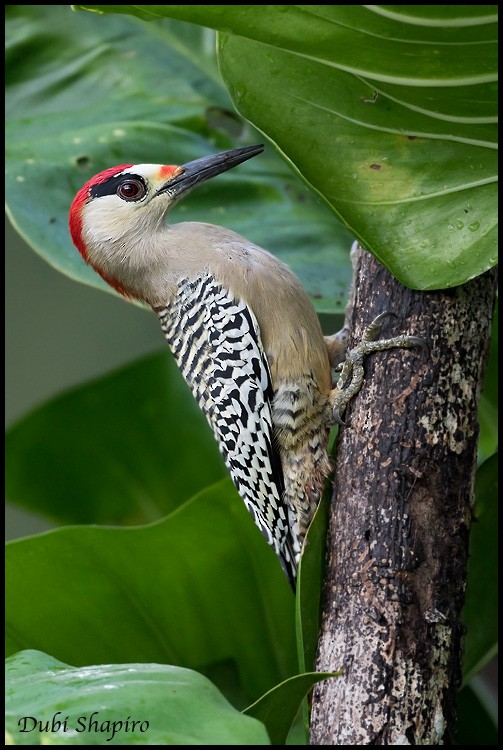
<box><xmin>5</xmin><ymin>215</ymin><xmax>162</xmax><ymax>536</ymax></box>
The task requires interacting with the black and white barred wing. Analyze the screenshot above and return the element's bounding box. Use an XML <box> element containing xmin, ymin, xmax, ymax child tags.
<box><xmin>157</xmin><ymin>274</ymin><xmax>297</xmax><ymax>584</ymax></box>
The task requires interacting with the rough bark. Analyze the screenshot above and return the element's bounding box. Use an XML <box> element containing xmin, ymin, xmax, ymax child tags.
<box><xmin>310</xmin><ymin>246</ymin><xmax>497</xmax><ymax>745</ymax></box>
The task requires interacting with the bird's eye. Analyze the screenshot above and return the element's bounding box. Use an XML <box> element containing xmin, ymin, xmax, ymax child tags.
<box><xmin>117</xmin><ymin>179</ymin><xmax>146</xmax><ymax>202</ymax></box>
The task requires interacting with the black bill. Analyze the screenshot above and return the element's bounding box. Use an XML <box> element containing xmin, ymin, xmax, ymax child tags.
<box><xmin>157</xmin><ymin>144</ymin><xmax>264</xmax><ymax>196</ymax></box>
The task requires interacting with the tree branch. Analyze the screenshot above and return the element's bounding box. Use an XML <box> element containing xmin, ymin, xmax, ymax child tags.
<box><xmin>310</xmin><ymin>246</ymin><xmax>497</xmax><ymax>745</ymax></box>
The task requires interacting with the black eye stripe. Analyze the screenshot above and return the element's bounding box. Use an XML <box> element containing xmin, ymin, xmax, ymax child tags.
<box><xmin>90</xmin><ymin>173</ymin><xmax>147</xmax><ymax>199</ymax></box>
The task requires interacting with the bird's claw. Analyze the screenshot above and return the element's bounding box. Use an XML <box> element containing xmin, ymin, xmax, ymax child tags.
<box><xmin>330</xmin><ymin>312</ymin><xmax>428</xmax><ymax>428</ymax></box>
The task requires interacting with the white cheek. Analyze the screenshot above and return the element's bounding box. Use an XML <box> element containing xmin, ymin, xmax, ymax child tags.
<box><xmin>81</xmin><ymin>194</ymin><xmax>170</xmax><ymax>276</ymax></box>
<box><xmin>84</xmin><ymin>195</ymin><xmax>141</xmax><ymax>239</ymax></box>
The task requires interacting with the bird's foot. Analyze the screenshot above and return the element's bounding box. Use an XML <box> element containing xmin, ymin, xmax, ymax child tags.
<box><xmin>330</xmin><ymin>312</ymin><xmax>427</xmax><ymax>426</ymax></box>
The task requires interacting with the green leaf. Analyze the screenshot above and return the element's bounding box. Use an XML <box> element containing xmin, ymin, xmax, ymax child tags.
<box><xmin>295</xmin><ymin>487</ymin><xmax>330</xmax><ymax>675</ymax></box>
<box><xmin>293</xmin><ymin>464</ymin><xmax>333</xmax><ymax>738</ymax></box>
<box><xmin>462</xmin><ymin>454</ymin><xmax>498</xmax><ymax>682</ymax></box>
<box><xmin>243</xmin><ymin>671</ymin><xmax>340</xmax><ymax>746</ymax></box>
<box><xmin>5</xmin><ymin>5</ymin><xmax>354</xmax><ymax>314</ymax></box>
<box><xmin>6</xmin><ymin>650</ymin><xmax>270</xmax><ymax>745</ymax></box>
<box><xmin>6</xmin><ymin>352</ymin><xmax>226</xmax><ymax>525</ymax></box>
<box><xmin>218</xmin><ymin>7</ymin><xmax>497</xmax><ymax>291</ymax></box>
<box><xmin>455</xmin><ymin>679</ymin><xmax>498</xmax><ymax>745</ymax></box>
<box><xmin>477</xmin><ymin>302</ymin><xmax>498</xmax><ymax>463</ymax></box>
<box><xmin>80</xmin><ymin>5</ymin><xmax>498</xmax><ymax>290</ymax></box>
<box><xmin>5</xmin><ymin>482</ymin><xmax>296</xmax><ymax>702</ymax></box>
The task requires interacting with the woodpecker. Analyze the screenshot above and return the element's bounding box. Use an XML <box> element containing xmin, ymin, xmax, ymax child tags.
<box><xmin>69</xmin><ymin>144</ymin><xmax>423</xmax><ymax>588</ymax></box>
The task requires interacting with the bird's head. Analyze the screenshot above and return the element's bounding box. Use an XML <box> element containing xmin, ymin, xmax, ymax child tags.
<box><xmin>68</xmin><ymin>144</ymin><xmax>264</xmax><ymax>297</ymax></box>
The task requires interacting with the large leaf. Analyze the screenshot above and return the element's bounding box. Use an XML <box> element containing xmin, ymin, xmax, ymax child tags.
<box><xmin>6</xmin><ymin>650</ymin><xmax>270</xmax><ymax>745</ymax></box>
<box><xmin>5</xmin><ymin>482</ymin><xmax>296</xmax><ymax>703</ymax></box>
<box><xmin>6</xmin><ymin>352</ymin><xmax>226</xmax><ymax>525</ymax></box>
<box><xmin>5</xmin><ymin>5</ymin><xmax>354</xmax><ymax>314</ymax></box>
<box><xmin>461</xmin><ymin>454</ymin><xmax>498</xmax><ymax>682</ymax></box>
<box><xmin>79</xmin><ymin>5</ymin><xmax>498</xmax><ymax>290</ymax></box>
<box><xmin>243</xmin><ymin>671</ymin><xmax>340</xmax><ymax>746</ymax></box>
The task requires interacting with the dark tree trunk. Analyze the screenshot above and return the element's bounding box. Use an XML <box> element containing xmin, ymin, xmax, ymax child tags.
<box><xmin>310</xmin><ymin>246</ymin><xmax>497</xmax><ymax>745</ymax></box>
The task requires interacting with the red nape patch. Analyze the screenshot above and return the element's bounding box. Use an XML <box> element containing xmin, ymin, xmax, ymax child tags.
<box><xmin>68</xmin><ymin>164</ymin><xmax>133</xmax><ymax>261</ymax></box>
<box><xmin>95</xmin><ymin>267</ymin><xmax>136</xmax><ymax>300</ymax></box>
